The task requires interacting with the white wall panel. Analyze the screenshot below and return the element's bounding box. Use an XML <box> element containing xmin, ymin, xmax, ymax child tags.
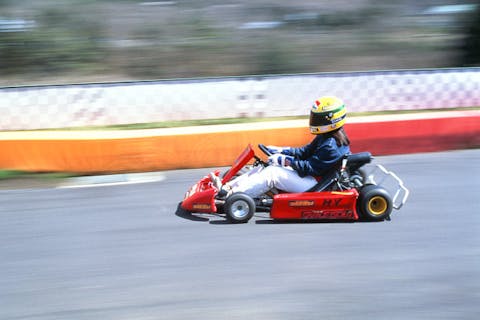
<box><xmin>0</xmin><ymin>68</ymin><xmax>478</xmax><ymax>130</ymax></box>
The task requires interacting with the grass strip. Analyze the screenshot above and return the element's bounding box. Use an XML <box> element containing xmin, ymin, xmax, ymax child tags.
<box><xmin>22</xmin><ymin>106</ymin><xmax>478</xmax><ymax>132</ymax></box>
<box><xmin>0</xmin><ymin>170</ymin><xmax>78</xmax><ymax>181</ymax></box>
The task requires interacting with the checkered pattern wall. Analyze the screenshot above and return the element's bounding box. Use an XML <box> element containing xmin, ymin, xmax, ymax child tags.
<box><xmin>0</xmin><ymin>68</ymin><xmax>479</xmax><ymax>130</ymax></box>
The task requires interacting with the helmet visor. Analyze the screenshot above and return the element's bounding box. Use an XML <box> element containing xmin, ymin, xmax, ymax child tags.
<box><xmin>309</xmin><ymin>105</ymin><xmax>346</xmax><ymax>127</ymax></box>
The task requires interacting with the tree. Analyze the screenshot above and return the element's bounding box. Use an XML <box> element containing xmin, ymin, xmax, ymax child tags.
<box><xmin>0</xmin><ymin>5</ymin><xmax>106</xmax><ymax>75</ymax></box>
<box><xmin>461</xmin><ymin>5</ymin><xmax>480</xmax><ymax>66</ymax></box>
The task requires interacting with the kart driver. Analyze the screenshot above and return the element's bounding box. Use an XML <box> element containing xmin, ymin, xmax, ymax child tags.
<box><xmin>219</xmin><ymin>96</ymin><xmax>351</xmax><ymax>199</ymax></box>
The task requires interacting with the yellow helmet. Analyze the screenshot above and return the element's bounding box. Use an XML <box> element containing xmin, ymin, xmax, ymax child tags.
<box><xmin>309</xmin><ymin>96</ymin><xmax>346</xmax><ymax>134</ymax></box>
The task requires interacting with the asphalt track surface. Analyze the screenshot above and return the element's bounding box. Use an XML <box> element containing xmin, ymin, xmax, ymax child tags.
<box><xmin>1</xmin><ymin>150</ymin><xmax>479</xmax><ymax>320</ymax></box>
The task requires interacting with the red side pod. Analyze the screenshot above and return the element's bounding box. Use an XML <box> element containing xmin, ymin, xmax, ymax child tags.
<box><xmin>270</xmin><ymin>190</ymin><xmax>359</xmax><ymax>220</ymax></box>
<box><xmin>181</xmin><ymin>176</ymin><xmax>217</xmax><ymax>213</ymax></box>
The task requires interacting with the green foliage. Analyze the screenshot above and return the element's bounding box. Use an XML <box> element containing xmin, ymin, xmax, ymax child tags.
<box><xmin>251</xmin><ymin>42</ymin><xmax>299</xmax><ymax>75</ymax></box>
<box><xmin>0</xmin><ymin>4</ymin><xmax>105</xmax><ymax>74</ymax></box>
<box><xmin>0</xmin><ymin>0</ymin><xmax>476</xmax><ymax>84</ymax></box>
<box><xmin>461</xmin><ymin>5</ymin><xmax>480</xmax><ymax>66</ymax></box>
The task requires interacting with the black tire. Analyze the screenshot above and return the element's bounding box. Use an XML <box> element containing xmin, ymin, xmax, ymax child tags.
<box><xmin>357</xmin><ymin>185</ymin><xmax>392</xmax><ymax>221</ymax></box>
<box><xmin>224</xmin><ymin>192</ymin><xmax>255</xmax><ymax>223</ymax></box>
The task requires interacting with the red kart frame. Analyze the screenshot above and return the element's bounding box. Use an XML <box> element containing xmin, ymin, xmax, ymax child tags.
<box><xmin>182</xmin><ymin>144</ymin><xmax>409</xmax><ymax>223</ymax></box>
<box><xmin>181</xmin><ymin>144</ymin><xmax>395</xmax><ymax>222</ymax></box>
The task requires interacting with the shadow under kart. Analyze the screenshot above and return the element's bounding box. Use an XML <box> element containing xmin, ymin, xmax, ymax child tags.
<box><xmin>180</xmin><ymin>144</ymin><xmax>409</xmax><ymax>224</ymax></box>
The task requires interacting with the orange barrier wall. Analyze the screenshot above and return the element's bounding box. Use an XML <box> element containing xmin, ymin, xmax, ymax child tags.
<box><xmin>347</xmin><ymin>115</ymin><xmax>480</xmax><ymax>155</ymax></box>
<box><xmin>0</xmin><ymin>113</ymin><xmax>478</xmax><ymax>173</ymax></box>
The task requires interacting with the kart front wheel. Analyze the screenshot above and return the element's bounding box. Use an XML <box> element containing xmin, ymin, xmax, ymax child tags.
<box><xmin>358</xmin><ymin>185</ymin><xmax>392</xmax><ymax>221</ymax></box>
<box><xmin>224</xmin><ymin>193</ymin><xmax>255</xmax><ymax>223</ymax></box>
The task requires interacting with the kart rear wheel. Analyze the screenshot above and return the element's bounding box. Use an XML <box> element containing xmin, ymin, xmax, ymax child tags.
<box><xmin>358</xmin><ymin>185</ymin><xmax>392</xmax><ymax>221</ymax></box>
<box><xmin>224</xmin><ymin>193</ymin><xmax>255</xmax><ymax>223</ymax></box>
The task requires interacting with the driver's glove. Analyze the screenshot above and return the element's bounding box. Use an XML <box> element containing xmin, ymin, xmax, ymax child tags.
<box><xmin>268</xmin><ymin>154</ymin><xmax>294</xmax><ymax>167</ymax></box>
<box><xmin>266</xmin><ymin>145</ymin><xmax>291</xmax><ymax>155</ymax></box>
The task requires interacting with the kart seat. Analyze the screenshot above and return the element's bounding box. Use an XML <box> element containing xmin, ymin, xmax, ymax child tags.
<box><xmin>346</xmin><ymin>152</ymin><xmax>372</xmax><ymax>171</ymax></box>
<box><xmin>347</xmin><ymin>152</ymin><xmax>372</xmax><ymax>165</ymax></box>
<box><xmin>306</xmin><ymin>170</ymin><xmax>338</xmax><ymax>192</ymax></box>
<box><xmin>305</xmin><ymin>152</ymin><xmax>372</xmax><ymax>192</ymax></box>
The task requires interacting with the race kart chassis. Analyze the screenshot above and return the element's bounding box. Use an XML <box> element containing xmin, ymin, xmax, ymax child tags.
<box><xmin>181</xmin><ymin>144</ymin><xmax>408</xmax><ymax>223</ymax></box>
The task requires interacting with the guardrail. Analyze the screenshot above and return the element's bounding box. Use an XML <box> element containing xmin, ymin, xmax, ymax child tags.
<box><xmin>1</xmin><ymin>67</ymin><xmax>479</xmax><ymax>130</ymax></box>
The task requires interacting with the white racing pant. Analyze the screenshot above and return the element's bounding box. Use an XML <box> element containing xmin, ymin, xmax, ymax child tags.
<box><xmin>227</xmin><ymin>166</ymin><xmax>318</xmax><ymax>198</ymax></box>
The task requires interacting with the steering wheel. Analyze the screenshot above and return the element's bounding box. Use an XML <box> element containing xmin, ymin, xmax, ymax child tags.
<box><xmin>258</xmin><ymin>144</ymin><xmax>272</xmax><ymax>156</ymax></box>
<box><xmin>251</xmin><ymin>144</ymin><xmax>271</xmax><ymax>167</ymax></box>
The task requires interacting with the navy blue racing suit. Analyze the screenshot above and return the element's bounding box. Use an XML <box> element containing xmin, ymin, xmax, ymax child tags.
<box><xmin>283</xmin><ymin>135</ymin><xmax>350</xmax><ymax>177</ymax></box>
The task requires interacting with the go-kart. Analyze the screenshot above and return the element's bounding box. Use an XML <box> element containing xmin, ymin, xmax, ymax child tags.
<box><xmin>181</xmin><ymin>144</ymin><xmax>409</xmax><ymax>223</ymax></box>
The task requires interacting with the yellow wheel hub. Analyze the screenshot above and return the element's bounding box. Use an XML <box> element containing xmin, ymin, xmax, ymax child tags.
<box><xmin>368</xmin><ymin>196</ymin><xmax>388</xmax><ymax>215</ymax></box>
